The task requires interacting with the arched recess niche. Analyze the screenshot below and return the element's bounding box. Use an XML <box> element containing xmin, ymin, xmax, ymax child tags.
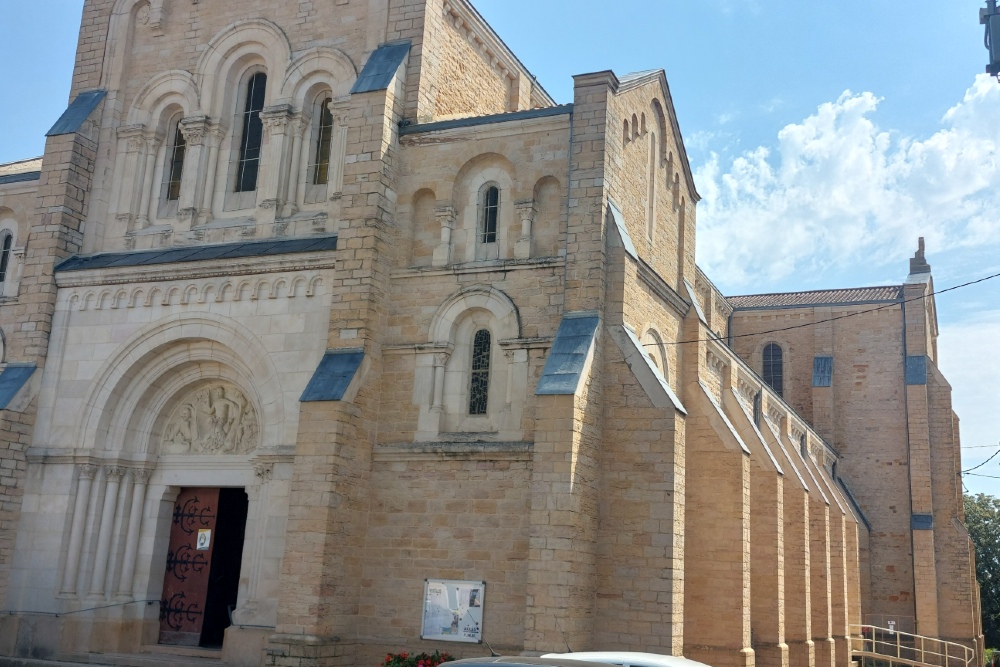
<box><xmin>76</xmin><ymin>313</ymin><xmax>286</xmax><ymax>455</ymax></box>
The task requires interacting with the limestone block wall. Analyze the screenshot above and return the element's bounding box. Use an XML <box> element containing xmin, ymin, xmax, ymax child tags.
<box><xmin>396</xmin><ymin>114</ymin><xmax>570</xmax><ymax>270</ymax></box>
<box><xmin>603</xmin><ymin>75</ymin><xmax>697</xmax><ymax>295</ymax></box>
<box><xmin>355</xmin><ymin>453</ymin><xmax>531</xmax><ymax>664</ymax></box>
<box><xmin>730</xmin><ymin>304</ymin><xmax>916</xmax><ymax>627</ymax></box>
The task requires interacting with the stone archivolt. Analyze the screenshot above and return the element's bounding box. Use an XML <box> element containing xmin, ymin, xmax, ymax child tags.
<box><xmin>160</xmin><ymin>382</ymin><xmax>259</xmax><ymax>455</ymax></box>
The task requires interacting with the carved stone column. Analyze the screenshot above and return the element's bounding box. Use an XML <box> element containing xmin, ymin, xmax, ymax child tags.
<box><xmin>115</xmin><ymin>125</ymin><xmax>147</xmax><ymax>230</ymax></box>
<box><xmin>60</xmin><ymin>464</ymin><xmax>98</xmax><ymax>596</ymax></box>
<box><xmin>431</xmin><ymin>351</ymin><xmax>451</xmax><ymax>412</ymax></box>
<box><xmin>177</xmin><ymin>115</ymin><xmax>210</xmax><ymax>229</ymax></box>
<box><xmin>243</xmin><ymin>462</ymin><xmax>275</xmax><ymax>609</ymax></box>
<box><xmin>137</xmin><ymin>134</ymin><xmax>162</xmax><ymax>228</ymax></box>
<box><xmin>330</xmin><ymin>108</ymin><xmax>350</xmax><ymax>196</ymax></box>
<box><xmin>283</xmin><ymin>116</ymin><xmax>306</xmax><ymax>218</ymax></box>
<box><xmin>258</xmin><ymin>104</ymin><xmax>295</xmax><ymax>225</ymax></box>
<box><xmin>514</xmin><ymin>199</ymin><xmax>536</xmax><ymax>259</ymax></box>
<box><xmin>89</xmin><ymin>465</ymin><xmax>126</xmax><ymax>597</ymax></box>
<box><xmin>199</xmin><ymin>127</ymin><xmax>225</xmax><ymax>225</ymax></box>
<box><xmin>116</xmin><ymin>468</ymin><xmax>151</xmax><ymax>599</ymax></box>
<box><xmin>432</xmin><ymin>205</ymin><xmax>456</xmax><ymax>267</ymax></box>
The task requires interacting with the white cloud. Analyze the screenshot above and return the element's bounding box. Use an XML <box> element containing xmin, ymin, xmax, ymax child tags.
<box><xmin>695</xmin><ymin>75</ymin><xmax>1000</xmax><ymax>286</ymax></box>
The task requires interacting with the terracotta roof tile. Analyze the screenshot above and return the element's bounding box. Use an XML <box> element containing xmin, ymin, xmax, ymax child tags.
<box><xmin>727</xmin><ymin>285</ymin><xmax>904</xmax><ymax>309</ymax></box>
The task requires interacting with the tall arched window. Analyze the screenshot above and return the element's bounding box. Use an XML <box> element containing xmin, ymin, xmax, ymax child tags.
<box><xmin>165</xmin><ymin>119</ymin><xmax>186</xmax><ymax>202</ymax></box>
<box><xmin>311</xmin><ymin>96</ymin><xmax>334</xmax><ymax>186</ymax></box>
<box><xmin>0</xmin><ymin>233</ymin><xmax>12</xmax><ymax>284</ymax></box>
<box><xmin>763</xmin><ymin>342</ymin><xmax>784</xmax><ymax>397</ymax></box>
<box><xmin>235</xmin><ymin>72</ymin><xmax>267</xmax><ymax>193</ymax></box>
<box><xmin>468</xmin><ymin>329</ymin><xmax>492</xmax><ymax>415</ymax></box>
<box><xmin>480</xmin><ymin>186</ymin><xmax>499</xmax><ymax>245</ymax></box>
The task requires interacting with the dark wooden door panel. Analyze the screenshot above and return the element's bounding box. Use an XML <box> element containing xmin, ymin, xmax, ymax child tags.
<box><xmin>159</xmin><ymin>487</ymin><xmax>219</xmax><ymax>646</ymax></box>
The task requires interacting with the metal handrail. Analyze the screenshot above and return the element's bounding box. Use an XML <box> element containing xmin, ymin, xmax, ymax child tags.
<box><xmin>850</xmin><ymin>624</ymin><xmax>976</xmax><ymax>667</ymax></box>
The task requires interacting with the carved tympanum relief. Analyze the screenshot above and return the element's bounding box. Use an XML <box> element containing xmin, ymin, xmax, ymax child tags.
<box><xmin>161</xmin><ymin>383</ymin><xmax>259</xmax><ymax>455</ymax></box>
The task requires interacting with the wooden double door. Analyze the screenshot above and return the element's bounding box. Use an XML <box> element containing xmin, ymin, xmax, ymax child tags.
<box><xmin>159</xmin><ymin>487</ymin><xmax>248</xmax><ymax>648</ymax></box>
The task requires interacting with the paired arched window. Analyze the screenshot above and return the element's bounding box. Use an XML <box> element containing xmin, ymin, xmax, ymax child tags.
<box><xmin>0</xmin><ymin>233</ymin><xmax>12</xmax><ymax>284</ymax></box>
<box><xmin>763</xmin><ymin>342</ymin><xmax>783</xmax><ymax>397</ymax></box>
<box><xmin>235</xmin><ymin>72</ymin><xmax>267</xmax><ymax>193</ymax></box>
<box><xmin>468</xmin><ymin>329</ymin><xmax>492</xmax><ymax>415</ymax></box>
<box><xmin>164</xmin><ymin>118</ymin><xmax>186</xmax><ymax>202</ymax></box>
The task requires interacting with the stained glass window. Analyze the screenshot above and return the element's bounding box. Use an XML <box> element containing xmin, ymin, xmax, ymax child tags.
<box><xmin>235</xmin><ymin>72</ymin><xmax>267</xmax><ymax>193</ymax></box>
<box><xmin>480</xmin><ymin>186</ymin><xmax>499</xmax><ymax>244</ymax></box>
<box><xmin>469</xmin><ymin>329</ymin><xmax>491</xmax><ymax>415</ymax></box>
<box><xmin>311</xmin><ymin>97</ymin><xmax>334</xmax><ymax>185</ymax></box>
<box><xmin>763</xmin><ymin>342</ymin><xmax>783</xmax><ymax>397</ymax></box>
<box><xmin>165</xmin><ymin>122</ymin><xmax>186</xmax><ymax>201</ymax></box>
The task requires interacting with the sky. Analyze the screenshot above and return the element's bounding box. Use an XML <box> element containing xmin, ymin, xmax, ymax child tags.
<box><xmin>0</xmin><ymin>1</ymin><xmax>998</xmax><ymax>495</ymax></box>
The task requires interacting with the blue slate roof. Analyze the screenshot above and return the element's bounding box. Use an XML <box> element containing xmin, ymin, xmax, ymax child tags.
<box><xmin>399</xmin><ymin>105</ymin><xmax>573</xmax><ymax>136</ymax></box>
<box><xmin>536</xmin><ymin>314</ymin><xmax>600</xmax><ymax>395</ymax></box>
<box><xmin>0</xmin><ymin>365</ymin><xmax>35</xmax><ymax>409</ymax></box>
<box><xmin>301</xmin><ymin>350</ymin><xmax>365</xmax><ymax>402</ymax></box>
<box><xmin>607</xmin><ymin>200</ymin><xmax>637</xmax><ymax>260</ymax></box>
<box><xmin>351</xmin><ymin>41</ymin><xmax>411</xmax><ymax>94</ymax></box>
<box><xmin>0</xmin><ymin>171</ymin><xmax>41</xmax><ymax>185</ymax></box>
<box><xmin>47</xmin><ymin>90</ymin><xmax>106</xmax><ymax>137</ymax></box>
<box><xmin>55</xmin><ymin>235</ymin><xmax>338</xmax><ymax>273</ymax></box>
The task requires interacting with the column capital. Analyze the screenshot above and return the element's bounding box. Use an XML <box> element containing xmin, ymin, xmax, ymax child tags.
<box><xmin>179</xmin><ymin>115</ymin><xmax>212</xmax><ymax>146</ymax></box>
<box><xmin>260</xmin><ymin>104</ymin><xmax>294</xmax><ymax>134</ymax></box>
<box><xmin>253</xmin><ymin>462</ymin><xmax>274</xmax><ymax>483</ymax></box>
<box><xmin>132</xmin><ymin>468</ymin><xmax>153</xmax><ymax>484</ymax></box>
<box><xmin>104</xmin><ymin>465</ymin><xmax>127</xmax><ymax>481</ymax></box>
<box><xmin>515</xmin><ymin>199</ymin><xmax>537</xmax><ymax>220</ymax></box>
<box><xmin>434</xmin><ymin>205</ymin><xmax>456</xmax><ymax>227</ymax></box>
<box><xmin>79</xmin><ymin>464</ymin><xmax>99</xmax><ymax>480</ymax></box>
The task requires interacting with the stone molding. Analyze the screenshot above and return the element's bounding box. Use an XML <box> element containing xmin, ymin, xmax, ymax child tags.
<box><xmin>373</xmin><ymin>441</ymin><xmax>533</xmax><ymax>462</ymax></box>
<box><xmin>55</xmin><ymin>254</ymin><xmax>335</xmax><ymax>288</ymax></box>
<box><xmin>64</xmin><ymin>271</ymin><xmax>325</xmax><ymax>311</ymax></box>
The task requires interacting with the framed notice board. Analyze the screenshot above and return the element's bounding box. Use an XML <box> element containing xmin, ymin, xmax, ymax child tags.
<box><xmin>421</xmin><ymin>579</ymin><xmax>485</xmax><ymax>643</ymax></box>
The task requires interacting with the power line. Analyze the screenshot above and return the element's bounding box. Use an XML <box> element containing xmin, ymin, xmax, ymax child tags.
<box><xmin>962</xmin><ymin>472</ymin><xmax>1000</xmax><ymax>480</ymax></box>
<box><xmin>646</xmin><ymin>269</ymin><xmax>1000</xmax><ymax>348</ymax></box>
<box><xmin>962</xmin><ymin>447</ymin><xmax>1000</xmax><ymax>474</ymax></box>
<box><xmin>962</xmin><ymin>445</ymin><xmax>1000</xmax><ymax>449</ymax></box>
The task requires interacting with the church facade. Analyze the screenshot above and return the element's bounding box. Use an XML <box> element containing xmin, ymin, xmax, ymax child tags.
<box><xmin>0</xmin><ymin>1</ymin><xmax>983</xmax><ymax>667</ymax></box>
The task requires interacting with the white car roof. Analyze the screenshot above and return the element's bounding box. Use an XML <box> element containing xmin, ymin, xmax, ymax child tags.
<box><xmin>540</xmin><ymin>652</ymin><xmax>712</xmax><ymax>667</ymax></box>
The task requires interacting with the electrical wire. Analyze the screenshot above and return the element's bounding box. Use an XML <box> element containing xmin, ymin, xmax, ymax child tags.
<box><xmin>962</xmin><ymin>472</ymin><xmax>1000</xmax><ymax>480</ymax></box>
<box><xmin>961</xmin><ymin>447</ymin><xmax>1000</xmax><ymax>474</ymax></box>
<box><xmin>644</xmin><ymin>269</ymin><xmax>1000</xmax><ymax>348</ymax></box>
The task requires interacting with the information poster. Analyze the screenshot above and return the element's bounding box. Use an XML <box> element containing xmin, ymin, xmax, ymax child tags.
<box><xmin>421</xmin><ymin>579</ymin><xmax>485</xmax><ymax>643</ymax></box>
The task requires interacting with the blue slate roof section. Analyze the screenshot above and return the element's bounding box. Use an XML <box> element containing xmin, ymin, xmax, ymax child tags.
<box><xmin>351</xmin><ymin>41</ymin><xmax>410</xmax><ymax>94</ymax></box>
<box><xmin>0</xmin><ymin>365</ymin><xmax>36</xmax><ymax>409</ymax></box>
<box><xmin>0</xmin><ymin>171</ymin><xmax>41</xmax><ymax>185</ymax></box>
<box><xmin>536</xmin><ymin>314</ymin><xmax>600</xmax><ymax>395</ymax></box>
<box><xmin>301</xmin><ymin>350</ymin><xmax>365</xmax><ymax>402</ymax></box>
<box><xmin>47</xmin><ymin>90</ymin><xmax>106</xmax><ymax>136</ymax></box>
<box><xmin>607</xmin><ymin>200</ymin><xmax>638</xmax><ymax>260</ymax></box>
<box><xmin>399</xmin><ymin>105</ymin><xmax>573</xmax><ymax>136</ymax></box>
<box><xmin>55</xmin><ymin>235</ymin><xmax>338</xmax><ymax>273</ymax></box>
<box><xmin>905</xmin><ymin>355</ymin><xmax>928</xmax><ymax>385</ymax></box>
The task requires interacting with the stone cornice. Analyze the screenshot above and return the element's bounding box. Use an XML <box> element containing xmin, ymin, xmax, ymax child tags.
<box><xmin>391</xmin><ymin>256</ymin><xmax>563</xmax><ymax>279</ymax></box>
<box><xmin>54</xmin><ymin>250</ymin><xmax>337</xmax><ymax>288</ymax></box>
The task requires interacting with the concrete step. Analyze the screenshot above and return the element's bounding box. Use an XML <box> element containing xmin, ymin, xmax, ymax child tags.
<box><xmin>0</xmin><ymin>649</ymin><xmax>223</xmax><ymax>667</ymax></box>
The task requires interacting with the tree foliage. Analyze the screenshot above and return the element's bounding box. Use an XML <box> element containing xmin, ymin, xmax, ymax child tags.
<box><xmin>965</xmin><ymin>493</ymin><xmax>1000</xmax><ymax>649</ymax></box>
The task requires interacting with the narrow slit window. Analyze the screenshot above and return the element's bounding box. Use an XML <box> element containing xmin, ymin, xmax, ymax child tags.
<box><xmin>165</xmin><ymin>122</ymin><xmax>186</xmax><ymax>201</ymax></box>
<box><xmin>235</xmin><ymin>72</ymin><xmax>267</xmax><ymax>193</ymax></box>
<box><xmin>0</xmin><ymin>234</ymin><xmax>12</xmax><ymax>283</ymax></box>
<box><xmin>311</xmin><ymin>97</ymin><xmax>334</xmax><ymax>185</ymax></box>
<box><xmin>468</xmin><ymin>329</ymin><xmax>492</xmax><ymax>415</ymax></box>
<box><xmin>763</xmin><ymin>342</ymin><xmax>784</xmax><ymax>397</ymax></box>
<box><xmin>480</xmin><ymin>186</ymin><xmax>499</xmax><ymax>244</ymax></box>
